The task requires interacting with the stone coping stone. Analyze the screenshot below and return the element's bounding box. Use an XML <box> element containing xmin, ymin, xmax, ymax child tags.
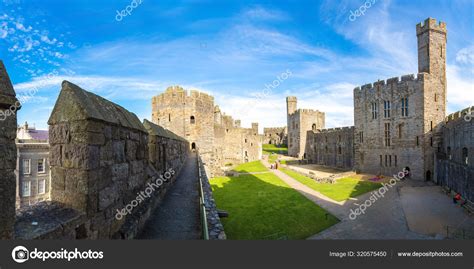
<box><xmin>14</xmin><ymin>201</ymin><xmax>85</xmax><ymax>240</ymax></box>
<box><xmin>0</xmin><ymin>60</ymin><xmax>19</xmax><ymax>106</ymax></box>
<box><xmin>143</xmin><ymin>119</ymin><xmax>187</xmax><ymax>142</ymax></box>
<box><xmin>48</xmin><ymin>81</ymin><xmax>146</xmax><ymax>133</ymax></box>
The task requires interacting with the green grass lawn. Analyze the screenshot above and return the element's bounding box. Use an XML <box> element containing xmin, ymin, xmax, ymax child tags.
<box><xmin>263</xmin><ymin>144</ymin><xmax>288</xmax><ymax>155</ymax></box>
<box><xmin>279</xmin><ymin>167</ymin><xmax>382</xmax><ymax>202</ymax></box>
<box><xmin>268</xmin><ymin>154</ymin><xmax>278</xmax><ymax>164</ymax></box>
<box><xmin>210</xmin><ymin>173</ymin><xmax>339</xmax><ymax>239</ymax></box>
<box><xmin>232</xmin><ymin>161</ymin><xmax>268</xmax><ymax>173</ymax></box>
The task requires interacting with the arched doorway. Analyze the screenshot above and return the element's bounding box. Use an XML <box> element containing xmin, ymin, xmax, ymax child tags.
<box><xmin>191</xmin><ymin>142</ymin><xmax>196</xmax><ymax>151</ymax></box>
<box><xmin>425</xmin><ymin>170</ymin><xmax>431</xmax><ymax>181</ymax></box>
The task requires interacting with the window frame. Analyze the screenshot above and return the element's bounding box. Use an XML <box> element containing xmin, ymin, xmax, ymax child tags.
<box><xmin>23</xmin><ymin>159</ymin><xmax>31</xmax><ymax>175</ymax></box>
<box><xmin>37</xmin><ymin>158</ymin><xmax>46</xmax><ymax>174</ymax></box>
<box><xmin>22</xmin><ymin>181</ymin><xmax>31</xmax><ymax>197</ymax></box>
<box><xmin>38</xmin><ymin>179</ymin><xmax>46</xmax><ymax>195</ymax></box>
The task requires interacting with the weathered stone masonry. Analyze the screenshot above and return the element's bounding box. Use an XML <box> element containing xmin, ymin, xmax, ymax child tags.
<box><xmin>435</xmin><ymin>107</ymin><xmax>474</xmax><ymax>201</ymax></box>
<box><xmin>0</xmin><ymin>60</ymin><xmax>20</xmax><ymax>239</ymax></box>
<box><xmin>12</xmin><ymin>80</ymin><xmax>190</xmax><ymax>239</ymax></box>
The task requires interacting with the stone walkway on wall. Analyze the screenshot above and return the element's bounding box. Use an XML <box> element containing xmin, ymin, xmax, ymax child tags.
<box><xmin>138</xmin><ymin>153</ymin><xmax>201</xmax><ymax>240</ymax></box>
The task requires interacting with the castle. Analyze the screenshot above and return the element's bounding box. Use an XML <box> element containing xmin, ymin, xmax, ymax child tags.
<box><xmin>286</xmin><ymin>96</ymin><xmax>325</xmax><ymax>158</ymax></box>
<box><xmin>263</xmin><ymin>127</ymin><xmax>287</xmax><ymax>145</ymax></box>
<box><xmin>151</xmin><ymin>86</ymin><xmax>262</xmax><ymax>175</ymax></box>
<box><xmin>281</xmin><ymin>18</ymin><xmax>473</xmax><ymax>201</ymax></box>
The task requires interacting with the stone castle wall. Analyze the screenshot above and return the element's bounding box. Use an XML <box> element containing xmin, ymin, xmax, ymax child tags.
<box><xmin>263</xmin><ymin>127</ymin><xmax>287</xmax><ymax>145</ymax></box>
<box><xmin>12</xmin><ymin>81</ymin><xmax>190</xmax><ymax>239</ymax></box>
<box><xmin>287</xmin><ymin>96</ymin><xmax>325</xmax><ymax>158</ymax></box>
<box><xmin>0</xmin><ymin>60</ymin><xmax>19</xmax><ymax>239</ymax></box>
<box><xmin>353</xmin><ymin>19</ymin><xmax>447</xmax><ymax>180</ymax></box>
<box><xmin>305</xmin><ymin>127</ymin><xmax>354</xmax><ymax>169</ymax></box>
<box><xmin>152</xmin><ymin>86</ymin><xmax>262</xmax><ymax>176</ymax></box>
<box><xmin>435</xmin><ymin>107</ymin><xmax>474</xmax><ymax>201</ymax></box>
<box><xmin>354</xmin><ymin>75</ymin><xmax>426</xmax><ymax>179</ymax></box>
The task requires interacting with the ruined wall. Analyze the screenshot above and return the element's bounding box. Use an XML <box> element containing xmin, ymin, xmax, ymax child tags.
<box><xmin>213</xmin><ymin>114</ymin><xmax>262</xmax><ymax>173</ymax></box>
<box><xmin>263</xmin><ymin>127</ymin><xmax>287</xmax><ymax>145</ymax></box>
<box><xmin>435</xmin><ymin>107</ymin><xmax>474</xmax><ymax>201</ymax></box>
<box><xmin>0</xmin><ymin>60</ymin><xmax>19</xmax><ymax>239</ymax></box>
<box><xmin>306</xmin><ymin>127</ymin><xmax>354</xmax><ymax>169</ymax></box>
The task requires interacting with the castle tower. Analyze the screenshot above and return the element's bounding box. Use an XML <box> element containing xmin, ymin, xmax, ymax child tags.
<box><xmin>417</xmin><ymin>18</ymin><xmax>448</xmax><ymax>182</ymax></box>
<box><xmin>286</xmin><ymin>96</ymin><xmax>297</xmax><ymax>116</ymax></box>
<box><xmin>251</xmin><ymin>123</ymin><xmax>258</xmax><ymax>135</ymax></box>
<box><xmin>417</xmin><ymin>18</ymin><xmax>447</xmax><ymax>81</ymax></box>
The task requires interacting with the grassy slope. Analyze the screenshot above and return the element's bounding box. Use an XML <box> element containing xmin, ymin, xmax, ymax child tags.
<box><xmin>279</xmin><ymin>167</ymin><xmax>382</xmax><ymax>202</ymax></box>
<box><xmin>210</xmin><ymin>173</ymin><xmax>339</xmax><ymax>239</ymax></box>
<box><xmin>262</xmin><ymin>144</ymin><xmax>288</xmax><ymax>155</ymax></box>
<box><xmin>233</xmin><ymin>161</ymin><xmax>268</xmax><ymax>173</ymax></box>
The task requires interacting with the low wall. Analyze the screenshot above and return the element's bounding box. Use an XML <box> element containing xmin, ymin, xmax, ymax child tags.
<box><xmin>199</xmin><ymin>156</ymin><xmax>226</xmax><ymax>240</ymax></box>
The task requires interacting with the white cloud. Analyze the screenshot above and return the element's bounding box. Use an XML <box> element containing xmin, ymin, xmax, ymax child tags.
<box><xmin>455</xmin><ymin>45</ymin><xmax>474</xmax><ymax>65</ymax></box>
<box><xmin>446</xmin><ymin>64</ymin><xmax>474</xmax><ymax>112</ymax></box>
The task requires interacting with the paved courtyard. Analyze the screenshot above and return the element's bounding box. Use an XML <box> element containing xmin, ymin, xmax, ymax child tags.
<box><xmin>400</xmin><ymin>186</ymin><xmax>474</xmax><ymax>237</ymax></box>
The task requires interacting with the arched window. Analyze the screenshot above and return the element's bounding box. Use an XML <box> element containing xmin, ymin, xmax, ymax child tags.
<box><xmin>338</xmin><ymin>146</ymin><xmax>342</xmax><ymax>154</ymax></box>
<box><xmin>447</xmin><ymin>147</ymin><xmax>451</xmax><ymax>160</ymax></box>
<box><xmin>312</xmin><ymin>124</ymin><xmax>317</xmax><ymax>131</ymax></box>
<box><xmin>190</xmin><ymin>116</ymin><xmax>195</xmax><ymax>124</ymax></box>
<box><xmin>462</xmin><ymin>147</ymin><xmax>468</xmax><ymax>165</ymax></box>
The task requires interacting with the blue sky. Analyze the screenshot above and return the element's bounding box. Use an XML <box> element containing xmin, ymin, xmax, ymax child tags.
<box><xmin>1</xmin><ymin>0</ymin><xmax>473</xmax><ymax>131</ymax></box>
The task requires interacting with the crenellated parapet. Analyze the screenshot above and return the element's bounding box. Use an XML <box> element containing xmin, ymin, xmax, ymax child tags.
<box><xmin>416</xmin><ymin>18</ymin><xmax>447</xmax><ymax>36</ymax></box>
<box><xmin>353</xmin><ymin>73</ymin><xmax>426</xmax><ymax>96</ymax></box>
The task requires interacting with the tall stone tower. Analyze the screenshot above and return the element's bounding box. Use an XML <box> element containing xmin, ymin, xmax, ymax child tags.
<box><xmin>417</xmin><ymin>18</ymin><xmax>448</xmax><ymax>181</ymax></box>
<box><xmin>251</xmin><ymin>123</ymin><xmax>258</xmax><ymax>135</ymax></box>
<box><xmin>417</xmin><ymin>18</ymin><xmax>447</xmax><ymax>81</ymax></box>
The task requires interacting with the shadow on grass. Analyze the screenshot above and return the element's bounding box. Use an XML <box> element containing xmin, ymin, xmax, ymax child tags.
<box><xmin>210</xmin><ymin>173</ymin><xmax>339</xmax><ymax>240</ymax></box>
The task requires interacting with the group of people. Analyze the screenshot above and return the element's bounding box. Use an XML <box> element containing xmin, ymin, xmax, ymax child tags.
<box><xmin>270</xmin><ymin>162</ymin><xmax>279</xmax><ymax>170</ymax></box>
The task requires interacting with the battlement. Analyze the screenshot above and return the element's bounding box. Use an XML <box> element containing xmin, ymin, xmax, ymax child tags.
<box><xmin>445</xmin><ymin>106</ymin><xmax>474</xmax><ymax>123</ymax></box>
<box><xmin>297</xmin><ymin>108</ymin><xmax>323</xmax><ymax>114</ymax></box>
<box><xmin>286</xmin><ymin>96</ymin><xmax>297</xmax><ymax>102</ymax></box>
<box><xmin>416</xmin><ymin>18</ymin><xmax>447</xmax><ymax>36</ymax></box>
<box><xmin>161</xmin><ymin>85</ymin><xmax>214</xmax><ymax>102</ymax></box>
<box><xmin>353</xmin><ymin>73</ymin><xmax>425</xmax><ymax>94</ymax></box>
<box><xmin>264</xmin><ymin>127</ymin><xmax>286</xmax><ymax>132</ymax></box>
<box><xmin>318</xmin><ymin>126</ymin><xmax>354</xmax><ymax>133</ymax></box>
